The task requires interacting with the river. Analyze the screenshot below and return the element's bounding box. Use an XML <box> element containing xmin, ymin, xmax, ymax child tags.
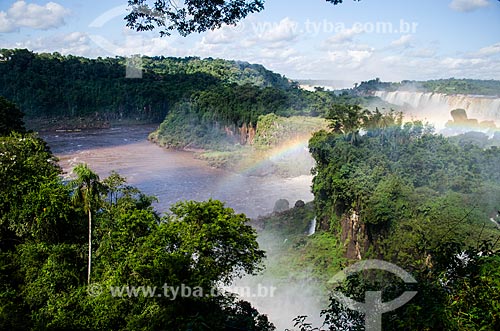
<box><xmin>42</xmin><ymin>125</ymin><xmax>314</xmax><ymax>219</ymax></box>
<box><xmin>43</xmin><ymin>124</ymin><xmax>320</xmax><ymax>329</ymax></box>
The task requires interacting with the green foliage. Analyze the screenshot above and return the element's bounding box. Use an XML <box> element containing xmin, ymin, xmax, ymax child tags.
<box><xmin>0</xmin><ymin>96</ymin><xmax>25</xmax><ymax>135</ymax></box>
<box><xmin>0</xmin><ymin>130</ymin><xmax>273</xmax><ymax>330</ymax></box>
<box><xmin>0</xmin><ymin>133</ymin><xmax>77</xmax><ymax>246</ymax></box>
<box><xmin>253</xmin><ymin>114</ymin><xmax>327</xmax><ymax>149</ymax></box>
<box><xmin>325</xmin><ymin>103</ymin><xmax>370</xmax><ymax>144</ymax></box>
<box><xmin>125</xmin><ymin>0</ymin><xmax>358</xmax><ymax>36</ymax></box>
<box><xmin>71</xmin><ymin>164</ymin><xmax>106</xmax><ymax>215</ymax></box>
<box><xmin>256</xmin><ymin>203</ymin><xmax>346</xmax><ymax>287</ymax></box>
<box><xmin>153</xmin><ymin>84</ymin><xmax>330</xmax><ymax>150</ymax></box>
<box><xmin>308</xmin><ymin>105</ymin><xmax>500</xmax><ymax>330</ymax></box>
<box><xmin>362</xmin><ymin>175</ymin><xmax>411</xmax><ymax>225</ymax></box>
<box><xmin>0</xmin><ymin>49</ymin><xmax>292</xmax><ymax>122</ymax></box>
<box><xmin>126</xmin><ymin>0</ymin><xmax>265</xmax><ymax>36</ymax></box>
<box><xmin>444</xmin><ymin>254</ymin><xmax>500</xmax><ymax>330</ymax></box>
<box><xmin>85</xmin><ymin>198</ymin><xmax>268</xmax><ymax>330</ymax></box>
<box><xmin>165</xmin><ymin>199</ymin><xmax>266</xmax><ymax>283</ymax></box>
<box><xmin>356</xmin><ymin>77</ymin><xmax>500</xmax><ymax>96</ymax></box>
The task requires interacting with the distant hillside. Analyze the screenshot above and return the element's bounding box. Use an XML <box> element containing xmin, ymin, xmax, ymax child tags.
<box><xmin>0</xmin><ymin>49</ymin><xmax>293</xmax><ymax>122</ymax></box>
<box><xmin>143</xmin><ymin>56</ymin><xmax>293</xmax><ymax>89</ymax></box>
<box><xmin>355</xmin><ymin>78</ymin><xmax>500</xmax><ymax>96</ymax></box>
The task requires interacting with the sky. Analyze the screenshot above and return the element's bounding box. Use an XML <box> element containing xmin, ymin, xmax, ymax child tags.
<box><xmin>0</xmin><ymin>0</ymin><xmax>499</xmax><ymax>85</ymax></box>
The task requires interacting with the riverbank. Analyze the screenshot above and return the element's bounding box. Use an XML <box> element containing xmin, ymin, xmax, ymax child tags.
<box><xmin>150</xmin><ymin>115</ymin><xmax>328</xmax><ymax>178</ymax></box>
<box><xmin>26</xmin><ymin>116</ymin><xmax>160</xmax><ymax>133</ymax></box>
<box><xmin>42</xmin><ymin>124</ymin><xmax>314</xmax><ymax>219</ymax></box>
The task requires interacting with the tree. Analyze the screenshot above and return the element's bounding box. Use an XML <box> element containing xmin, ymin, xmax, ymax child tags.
<box><xmin>0</xmin><ymin>133</ymin><xmax>69</xmax><ymax>248</ymax></box>
<box><xmin>126</xmin><ymin>0</ymin><xmax>359</xmax><ymax>36</ymax></box>
<box><xmin>0</xmin><ymin>96</ymin><xmax>25</xmax><ymax>135</ymax></box>
<box><xmin>71</xmin><ymin>164</ymin><xmax>106</xmax><ymax>284</ymax></box>
<box><xmin>326</xmin><ymin>103</ymin><xmax>370</xmax><ymax>144</ymax></box>
<box><xmin>87</xmin><ymin>198</ymin><xmax>270</xmax><ymax>330</ymax></box>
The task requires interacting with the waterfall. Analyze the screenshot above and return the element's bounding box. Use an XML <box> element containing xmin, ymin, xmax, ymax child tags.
<box><xmin>491</xmin><ymin>218</ymin><xmax>500</xmax><ymax>229</ymax></box>
<box><xmin>307</xmin><ymin>217</ymin><xmax>317</xmax><ymax>236</ymax></box>
<box><xmin>374</xmin><ymin>91</ymin><xmax>500</xmax><ymax>127</ymax></box>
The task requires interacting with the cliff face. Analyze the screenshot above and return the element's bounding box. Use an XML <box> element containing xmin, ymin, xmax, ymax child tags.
<box><xmin>239</xmin><ymin>123</ymin><xmax>256</xmax><ymax>145</ymax></box>
<box><xmin>222</xmin><ymin>123</ymin><xmax>256</xmax><ymax>145</ymax></box>
<box><xmin>339</xmin><ymin>210</ymin><xmax>370</xmax><ymax>260</ymax></box>
<box><xmin>446</xmin><ymin>108</ymin><xmax>498</xmax><ymax>130</ymax></box>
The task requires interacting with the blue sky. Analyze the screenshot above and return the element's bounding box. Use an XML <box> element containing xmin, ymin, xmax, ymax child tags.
<box><xmin>1</xmin><ymin>0</ymin><xmax>499</xmax><ymax>85</ymax></box>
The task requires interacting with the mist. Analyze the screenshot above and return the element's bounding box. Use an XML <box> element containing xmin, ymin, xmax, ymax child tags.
<box><xmin>231</xmin><ymin>230</ymin><xmax>327</xmax><ymax>330</ymax></box>
<box><xmin>374</xmin><ymin>90</ymin><xmax>500</xmax><ymax>132</ymax></box>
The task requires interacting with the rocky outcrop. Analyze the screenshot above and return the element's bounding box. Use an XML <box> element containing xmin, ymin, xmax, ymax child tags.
<box><xmin>374</xmin><ymin>91</ymin><xmax>500</xmax><ymax>124</ymax></box>
<box><xmin>446</xmin><ymin>108</ymin><xmax>498</xmax><ymax>130</ymax></box>
<box><xmin>222</xmin><ymin>123</ymin><xmax>256</xmax><ymax>145</ymax></box>
<box><xmin>294</xmin><ymin>200</ymin><xmax>306</xmax><ymax>208</ymax></box>
<box><xmin>450</xmin><ymin>108</ymin><xmax>468</xmax><ymax>122</ymax></box>
<box><xmin>273</xmin><ymin>199</ymin><xmax>290</xmax><ymax>213</ymax></box>
<box><xmin>340</xmin><ymin>210</ymin><xmax>370</xmax><ymax>260</ymax></box>
<box><xmin>238</xmin><ymin>123</ymin><xmax>256</xmax><ymax>145</ymax></box>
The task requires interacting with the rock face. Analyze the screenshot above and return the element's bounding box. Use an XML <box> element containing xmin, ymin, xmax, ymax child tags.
<box><xmin>239</xmin><ymin>123</ymin><xmax>256</xmax><ymax>145</ymax></box>
<box><xmin>446</xmin><ymin>108</ymin><xmax>498</xmax><ymax>130</ymax></box>
<box><xmin>451</xmin><ymin>108</ymin><xmax>468</xmax><ymax>123</ymax></box>
<box><xmin>294</xmin><ymin>200</ymin><xmax>305</xmax><ymax>208</ymax></box>
<box><xmin>340</xmin><ymin>210</ymin><xmax>370</xmax><ymax>260</ymax></box>
<box><xmin>273</xmin><ymin>199</ymin><xmax>290</xmax><ymax>213</ymax></box>
<box><xmin>222</xmin><ymin>122</ymin><xmax>256</xmax><ymax>145</ymax></box>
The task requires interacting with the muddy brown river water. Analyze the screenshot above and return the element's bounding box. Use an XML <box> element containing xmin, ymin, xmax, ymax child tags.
<box><xmin>42</xmin><ymin>125</ymin><xmax>314</xmax><ymax>218</ymax></box>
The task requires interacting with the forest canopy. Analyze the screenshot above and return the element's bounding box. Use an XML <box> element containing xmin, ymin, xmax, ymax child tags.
<box><xmin>0</xmin><ymin>49</ymin><xmax>293</xmax><ymax>121</ymax></box>
<box><xmin>0</xmin><ymin>106</ymin><xmax>273</xmax><ymax>330</ymax></box>
<box><xmin>307</xmin><ymin>107</ymin><xmax>500</xmax><ymax>330</ymax></box>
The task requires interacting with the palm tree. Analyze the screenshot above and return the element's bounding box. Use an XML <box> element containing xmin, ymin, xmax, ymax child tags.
<box><xmin>71</xmin><ymin>164</ymin><xmax>105</xmax><ymax>284</ymax></box>
<box><xmin>327</xmin><ymin>104</ymin><xmax>370</xmax><ymax>145</ymax></box>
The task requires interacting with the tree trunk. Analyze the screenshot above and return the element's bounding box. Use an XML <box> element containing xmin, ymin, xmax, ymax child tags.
<box><xmin>88</xmin><ymin>207</ymin><xmax>92</xmax><ymax>284</ymax></box>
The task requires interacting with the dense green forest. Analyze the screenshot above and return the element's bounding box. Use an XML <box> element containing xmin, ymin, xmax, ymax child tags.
<box><xmin>356</xmin><ymin>77</ymin><xmax>500</xmax><ymax>96</ymax></box>
<box><xmin>2</xmin><ymin>47</ymin><xmax>500</xmax><ymax>330</ymax></box>
<box><xmin>0</xmin><ymin>49</ymin><xmax>293</xmax><ymax>122</ymax></box>
<box><xmin>0</xmin><ymin>98</ymin><xmax>275</xmax><ymax>330</ymax></box>
<box><xmin>2</xmin><ymin>83</ymin><xmax>500</xmax><ymax>329</ymax></box>
<box><xmin>150</xmin><ymin>85</ymin><xmax>391</xmax><ymax>152</ymax></box>
<box><xmin>150</xmin><ymin>84</ymin><xmax>333</xmax><ymax>150</ymax></box>
<box><xmin>302</xmin><ymin>105</ymin><xmax>500</xmax><ymax>330</ymax></box>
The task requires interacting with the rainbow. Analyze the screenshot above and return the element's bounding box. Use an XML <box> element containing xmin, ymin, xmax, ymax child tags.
<box><xmin>240</xmin><ymin>139</ymin><xmax>310</xmax><ymax>176</ymax></box>
<box><xmin>213</xmin><ymin>136</ymin><xmax>315</xmax><ymax>209</ymax></box>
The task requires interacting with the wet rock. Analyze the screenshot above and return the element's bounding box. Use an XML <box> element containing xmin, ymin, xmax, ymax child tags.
<box><xmin>273</xmin><ymin>199</ymin><xmax>289</xmax><ymax>213</ymax></box>
<box><xmin>294</xmin><ymin>200</ymin><xmax>305</xmax><ymax>208</ymax></box>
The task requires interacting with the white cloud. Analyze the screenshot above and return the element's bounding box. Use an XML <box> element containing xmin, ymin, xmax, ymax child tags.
<box><xmin>348</xmin><ymin>50</ymin><xmax>372</xmax><ymax>62</ymax></box>
<box><xmin>449</xmin><ymin>0</ymin><xmax>489</xmax><ymax>12</ymax></box>
<box><xmin>202</xmin><ymin>24</ymin><xmax>244</xmax><ymax>45</ymax></box>
<box><xmin>259</xmin><ymin>47</ymin><xmax>299</xmax><ymax>60</ymax></box>
<box><xmin>4</xmin><ymin>30</ymin><xmax>190</xmax><ymax>60</ymax></box>
<box><xmin>406</xmin><ymin>48</ymin><xmax>437</xmax><ymax>58</ymax></box>
<box><xmin>441</xmin><ymin>57</ymin><xmax>486</xmax><ymax>69</ymax></box>
<box><xmin>327</xmin><ymin>43</ymin><xmax>373</xmax><ymax>70</ymax></box>
<box><xmin>6</xmin><ymin>32</ymin><xmax>94</xmax><ymax>57</ymax></box>
<box><xmin>256</xmin><ymin>17</ymin><xmax>299</xmax><ymax>42</ymax></box>
<box><xmin>390</xmin><ymin>35</ymin><xmax>413</xmax><ymax>48</ymax></box>
<box><xmin>0</xmin><ymin>1</ymin><xmax>70</xmax><ymax>33</ymax></box>
<box><xmin>476</xmin><ymin>43</ymin><xmax>500</xmax><ymax>56</ymax></box>
<box><xmin>326</xmin><ymin>27</ymin><xmax>363</xmax><ymax>44</ymax></box>
<box><xmin>0</xmin><ymin>12</ymin><xmax>14</xmax><ymax>32</ymax></box>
